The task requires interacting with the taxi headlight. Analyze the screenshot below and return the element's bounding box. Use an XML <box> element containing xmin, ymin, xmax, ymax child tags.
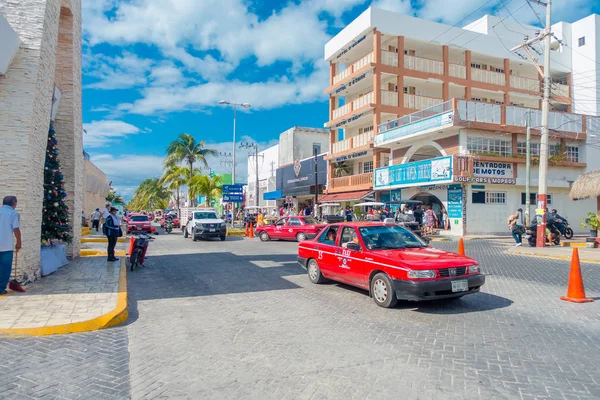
<box><xmin>468</xmin><ymin>264</ymin><xmax>480</xmax><ymax>274</ymax></box>
<box><xmin>407</xmin><ymin>270</ymin><xmax>436</xmax><ymax>279</ymax></box>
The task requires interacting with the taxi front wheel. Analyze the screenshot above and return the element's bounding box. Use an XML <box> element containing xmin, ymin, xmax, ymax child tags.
<box><xmin>307</xmin><ymin>259</ymin><xmax>326</xmax><ymax>284</ymax></box>
<box><xmin>370</xmin><ymin>273</ymin><xmax>398</xmax><ymax>308</ymax></box>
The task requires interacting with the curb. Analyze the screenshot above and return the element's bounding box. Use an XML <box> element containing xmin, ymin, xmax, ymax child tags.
<box><xmin>80</xmin><ymin>249</ymin><xmax>126</xmax><ymax>257</ymax></box>
<box><xmin>0</xmin><ymin>258</ymin><xmax>128</xmax><ymax>336</ymax></box>
<box><xmin>81</xmin><ymin>237</ymin><xmax>127</xmax><ymax>243</ymax></box>
<box><xmin>507</xmin><ymin>249</ymin><xmax>600</xmax><ymax>265</ymax></box>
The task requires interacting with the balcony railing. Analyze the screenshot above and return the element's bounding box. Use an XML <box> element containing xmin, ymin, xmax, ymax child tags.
<box><xmin>354</xmin><ymin>131</ymin><xmax>374</xmax><ymax>147</ymax></box>
<box><xmin>379</xmin><ymin>101</ymin><xmax>454</xmax><ymax>134</ymax></box>
<box><xmin>332</xmin><ymin>103</ymin><xmax>351</xmax><ymax>120</ymax></box>
<box><xmin>554</xmin><ymin>83</ymin><xmax>570</xmax><ymax>99</ymax></box>
<box><xmin>404</xmin><ymin>94</ymin><xmax>444</xmax><ymax>110</ymax></box>
<box><xmin>449</xmin><ymin>64</ymin><xmax>466</xmax><ymax>79</ymax></box>
<box><xmin>471</xmin><ymin>68</ymin><xmax>506</xmax><ymax>86</ymax></box>
<box><xmin>381</xmin><ymin>90</ymin><xmax>398</xmax><ymax>106</ymax></box>
<box><xmin>351</xmin><ymin>91</ymin><xmax>374</xmax><ymax>110</ymax></box>
<box><xmin>381</xmin><ymin>50</ymin><xmax>398</xmax><ymax>67</ymax></box>
<box><xmin>331</xmin><ymin>172</ymin><xmax>373</xmax><ymax>190</ymax></box>
<box><xmin>510</xmin><ymin>75</ymin><xmax>540</xmax><ymax>92</ymax></box>
<box><xmin>352</xmin><ymin>52</ymin><xmax>374</xmax><ymax>73</ymax></box>
<box><xmin>332</xmin><ymin>137</ymin><xmax>352</xmax><ymax>154</ymax></box>
<box><xmin>333</xmin><ymin>68</ymin><xmax>352</xmax><ymax>85</ymax></box>
<box><xmin>404</xmin><ymin>55</ymin><xmax>444</xmax><ymax>75</ymax></box>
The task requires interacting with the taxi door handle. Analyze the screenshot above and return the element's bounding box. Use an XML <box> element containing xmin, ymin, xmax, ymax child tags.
<box><xmin>313</xmin><ymin>246</ymin><xmax>319</xmax><ymax>250</ymax></box>
<box><xmin>335</xmin><ymin>250</ymin><xmax>341</xmax><ymax>254</ymax></box>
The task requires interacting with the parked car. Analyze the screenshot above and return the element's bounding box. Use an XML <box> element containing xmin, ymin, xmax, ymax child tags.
<box><xmin>297</xmin><ymin>222</ymin><xmax>485</xmax><ymax>308</ymax></box>
<box><xmin>127</xmin><ymin>214</ymin><xmax>153</xmax><ymax>234</ymax></box>
<box><xmin>183</xmin><ymin>210</ymin><xmax>227</xmax><ymax>241</ymax></box>
<box><xmin>256</xmin><ymin>216</ymin><xmax>327</xmax><ymax>242</ymax></box>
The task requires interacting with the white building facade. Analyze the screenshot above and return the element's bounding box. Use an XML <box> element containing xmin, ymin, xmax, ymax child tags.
<box><xmin>324</xmin><ymin>7</ymin><xmax>600</xmax><ymax>235</ymax></box>
<box><xmin>246</xmin><ymin>144</ymin><xmax>279</xmax><ymax>209</ymax></box>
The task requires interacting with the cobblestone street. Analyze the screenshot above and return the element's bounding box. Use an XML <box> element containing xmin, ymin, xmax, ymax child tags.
<box><xmin>1</xmin><ymin>234</ymin><xmax>600</xmax><ymax>399</ymax></box>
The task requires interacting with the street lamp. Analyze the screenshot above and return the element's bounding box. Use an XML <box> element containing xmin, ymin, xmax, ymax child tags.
<box><xmin>219</xmin><ymin>100</ymin><xmax>251</xmax><ymax>226</ymax></box>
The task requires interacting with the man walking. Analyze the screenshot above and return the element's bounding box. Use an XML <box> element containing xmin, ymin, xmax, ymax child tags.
<box><xmin>0</xmin><ymin>196</ymin><xmax>22</xmax><ymax>295</ymax></box>
<box><xmin>91</xmin><ymin>208</ymin><xmax>101</xmax><ymax>232</ymax></box>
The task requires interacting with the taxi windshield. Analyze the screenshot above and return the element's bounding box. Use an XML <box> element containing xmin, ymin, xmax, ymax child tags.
<box><xmin>358</xmin><ymin>225</ymin><xmax>426</xmax><ymax>250</ymax></box>
<box><xmin>303</xmin><ymin>217</ymin><xmax>319</xmax><ymax>225</ymax></box>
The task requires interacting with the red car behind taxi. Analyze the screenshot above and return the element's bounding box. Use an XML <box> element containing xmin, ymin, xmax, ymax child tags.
<box><xmin>127</xmin><ymin>214</ymin><xmax>153</xmax><ymax>234</ymax></box>
<box><xmin>298</xmin><ymin>222</ymin><xmax>485</xmax><ymax>307</ymax></box>
<box><xmin>256</xmin><ymin>216</ymin><xmax>326</xmax><ymax>242</ymax></box>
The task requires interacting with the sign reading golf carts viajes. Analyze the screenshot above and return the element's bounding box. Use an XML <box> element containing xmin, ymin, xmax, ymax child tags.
<box><xmin>374</xmin><ymin>156</ymin><xmax>453</xmax><ymax>189</ymax></box>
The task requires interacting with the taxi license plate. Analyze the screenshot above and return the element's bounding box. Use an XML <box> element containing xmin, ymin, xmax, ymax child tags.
<box><xmin>209</xmin><ymin>229</ymin><xmax>215</xmax><ymax>232</ymax></box>
<box><xmin>451</xmin><ymin>280</ymin><xmax>468</xmax><ymax>292</ymax></box>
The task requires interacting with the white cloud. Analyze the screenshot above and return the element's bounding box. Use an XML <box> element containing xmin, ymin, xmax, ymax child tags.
<box><xmin>83</xmin><ymin>120</ymin><xmax>144</xmax><ymax>148</ymax></box>
<box><xmin>370</xmin><ymin>0</ymin><xmax>413</xmax><ymax>15</ymax></box>
<box><xmin>84</xmin><ymin>52</ymin><xmax>153</xmax><ymax>90</ymax></box>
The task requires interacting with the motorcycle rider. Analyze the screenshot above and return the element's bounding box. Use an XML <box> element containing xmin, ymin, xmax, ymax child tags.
<box><xmin>549</xmin><ymin>209</ymin><xmax>566</xmax><ymax>234</ymax></box>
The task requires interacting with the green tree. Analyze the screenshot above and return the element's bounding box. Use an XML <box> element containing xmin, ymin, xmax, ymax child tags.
<box><xmin>159</xmin><ymin>165</ymin><xmax>188</xmax><ymax>215</ymax></box>
<box><xmin>189</xmin><ymin>175</ymin><xmax>223</xmax><ymax>207</ymax></box>
<box><xmin>333</xmin><ymin>162</ymin><xmax>353</xmax><ymax>178</ymax></box>
<box><xmin>164</xmin><ymin>133</ymin><xmax>217</xmax><ymax>204</ymax></box>
<box><xmin>106</xmin><ymin>191</ymin><xmax>123</xmax><ymax>203</ymax></box>
<box><xmin>129</xmin><ymin>178</ymin><xmax>171</xmax><ymax>211</ymax></box>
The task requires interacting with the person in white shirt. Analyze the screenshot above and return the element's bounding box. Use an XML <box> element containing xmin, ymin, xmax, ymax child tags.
<box><xmin>0</xmin><ymin>196</ymin><xmax>21</xmax><ymax>295</ymax></box>
<box><xmin>91</xmin><ymin>208</ymin><xmax>101</xmax><ymax>232</ymax></box>
<box><xmin>101</xmin><ymin>202</ymin><xmax>111</xmax><ymax>220</ymax></box>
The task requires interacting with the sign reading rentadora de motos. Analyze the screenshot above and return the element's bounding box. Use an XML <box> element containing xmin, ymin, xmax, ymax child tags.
<box><xmin>473</xmin><ymin>161</ymin><xmax>514</xmax><ymax>178</ymax></box>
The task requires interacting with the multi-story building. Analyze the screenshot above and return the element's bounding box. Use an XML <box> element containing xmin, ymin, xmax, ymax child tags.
<box><xmin>246</xmin><ymin>144</ymin><xmax>279</xmax><ymax>209</ymax></box>
<box><xmin>323</xmin><ymin>7</ymin><xmax>600</xmax><ymax>235</ymax></box>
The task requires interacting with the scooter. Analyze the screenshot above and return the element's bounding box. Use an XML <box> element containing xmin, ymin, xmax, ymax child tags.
<box><xmin>525</xmin><ymin>221</ymin><xmax>561</xmax><ymax>247</ymax></box>
<box><xmin>129</xmin><ymin>232</ymin><xmax>154</xmax><ymax>271</ymax></box>
<box><xmin>556</xmin><ymin>219</ymin><xmax>574</xmax><ymax>240</ymax></box>
<box><xmin>165</xmin><ymin>220</ymin><xmax>173</xmax><ymax>234</ymax></box>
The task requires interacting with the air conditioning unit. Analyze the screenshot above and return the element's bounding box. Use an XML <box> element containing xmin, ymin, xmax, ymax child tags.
<box><xmin>0</xmin><ymin>14</ymin><xmax>21</xmax><ymax>75</ymax></box>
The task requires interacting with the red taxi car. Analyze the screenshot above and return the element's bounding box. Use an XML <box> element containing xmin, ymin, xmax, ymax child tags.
<box><xmin>256</xmin><ymin>216</ymin><xmax>326</xmax><ymax>242</ymax></box>
<box><xmin>297</xmin><ymin>222</ymin><xmax>485</xmax><ymax>308</ymax></box>
<box><xmin>127</xmin><ymin>214</ymin><xmax>153</xmax><ymax>234</ymax></box>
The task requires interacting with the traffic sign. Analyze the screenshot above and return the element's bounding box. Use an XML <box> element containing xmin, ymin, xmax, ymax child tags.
<box><xmin>223</xmin><ymin>194</ymin><xmax>244</xmax><ymax>202</ymax></box>
<box><xmin>223</xmin><ymin>184</ymin><xmax>243</xmax><ymax>193</ymax></box>
<box><xmin>286</xmin><ymin>196</ymin><xmax>294</xmax><ymax>204</ymax></box>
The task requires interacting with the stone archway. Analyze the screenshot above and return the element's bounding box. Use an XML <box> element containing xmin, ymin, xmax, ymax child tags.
<box><xmin>402</xmin><ymin>141</ymin><xmax>447</xmax><ymax>164</ymax></box>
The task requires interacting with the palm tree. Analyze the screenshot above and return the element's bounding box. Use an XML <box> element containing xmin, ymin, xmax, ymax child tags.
<box><xmin>164</xmin><ymin>133</ymin><xmax>217</xmax><ymax>205</ymax></box>
<box><xmin>130</xmin><ymin>178</ymin><xmax>171</xmax><ymax>211</ymax></box>
<box><xmin>189</xmin><ymin>175</ymin><xmax>223</xmax><ymax>207</ymax></box>
<box><xmin>333</xmin><ymin>162</ymin><xmax>353</xmax><ymax>178</ymax></box>
<box><xmin>159</xmin><ymin>165</ymin><xmax>188</xmax><ymax>216</ymax></box>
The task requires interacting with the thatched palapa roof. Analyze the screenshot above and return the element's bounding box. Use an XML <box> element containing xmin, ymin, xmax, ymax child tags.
<box><xmin>569</xmin><ymin>169</ymin><xmax>600</xmax><ymax>200</ymax></box>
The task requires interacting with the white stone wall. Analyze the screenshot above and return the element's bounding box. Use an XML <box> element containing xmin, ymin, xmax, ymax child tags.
<box><xmin>0</xmin><ymin>0</ymin><xmax>83</xmax><ymax>283</ymax></box>
<box><xmin>83</xmin><ymin>159</ymin><xmax>109</xmax><ymax>219</ymax></box>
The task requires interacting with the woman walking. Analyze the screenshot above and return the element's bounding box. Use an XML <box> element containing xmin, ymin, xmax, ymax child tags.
<box><xmin>425</xmin><ymin>206</ymin><xmax>436</xmax><ymax>235</ymax></box>
<box><xmin>508</xmin><ymin>209</ymin><xmax>524</xmax><ymax>247</ymax></box>
<box><xmin>104</xmin><ymin>207</ymin><xmax>122</xmax><ymax>262</ymax></box>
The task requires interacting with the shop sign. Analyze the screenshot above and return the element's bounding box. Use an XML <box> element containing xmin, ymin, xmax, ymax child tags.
<box><xmin>336</xmin><ymin>35</ymin><xmax>367</xmax><ymax>59</ymax></box>
<box><xmin>276</xmin><ymin>155</ymin><xmax>327</xmax><ymax>193</ymax></box>
<box><xmin>374</xmin><ymin>156</ymin><xmax>453</xmax><ymax>189</ymax></box>
<box><xmin>473</xmin><ymin>161</ymin><xmax>514</xmax><ymax>178</ymax></box>
<box><xmin>335</xmin><ymin>150</ymin><xmax>368</xmax><ymax>163</ymax></box>
<box><xmin>335</xmin><ymin>73</ymin><xmax>367</xmax><ymax>94</ymax></box>
<box><xmin>390</xmin><ymin>189</ymin><xmax>402</xmax><ymax>202</ymax></box>
<box><xmin>447</xmin><ymin>184</ymin><xmax>462</xmax><ymax>219</ymax></box>
<box><xmin>419</xmin><ymin>184</ymin><xmax>450</xmax><ymax>191</ymax></box>
<box><xmin>335</xmin><ymin>113</ymin><xmax>365</xmax><ymax>128</ymax></box>
<box><xmin>375</xmin><ymin>111</ymin><xmax>454</xmax><ymax>145</ymax></box>
<box><xmin>453</xmin><ymin>176</ymin><xmax>516</xmax><ymax>185</ymax></box>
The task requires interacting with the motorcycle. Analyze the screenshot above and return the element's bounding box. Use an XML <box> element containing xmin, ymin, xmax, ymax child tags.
<box><xmin>129</xmin><ymin>232</ymin><xmax>154</xmax><ymax>271</ymax></box>
<box><xmin>165</xmin><ymin>220</ymin><xmax>173</xmax><ymax>234</ymax></box>
<box><xmin>556</xmin><ymin>219</ymin><xmax>574</xmax><ymax>239</ymax></box>
<box><xmin>525</xmin><ymin>221</ymin><xmax>561</xmax><ymax>247</ymax></box>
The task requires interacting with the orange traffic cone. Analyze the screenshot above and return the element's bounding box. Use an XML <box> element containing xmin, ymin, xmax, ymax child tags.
<box><xmin>560</xmin><ymin>248</ymin><xmax>593</xmax><ymax>303</ymax></box>
<box><xmin>457</xmin><ymin>238</ymin><xmax>465</xmax><ymax>256</ymax></box>
<box><xmin>249</xmin><ymin>222</ymin><xmax>255</xmax><ymax>238</ymax></box>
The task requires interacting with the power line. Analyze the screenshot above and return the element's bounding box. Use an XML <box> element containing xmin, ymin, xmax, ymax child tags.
<box><xmin>429</xmin><ymin>0</ymin><xmax>497</xmax><ymax>44</ymax></box>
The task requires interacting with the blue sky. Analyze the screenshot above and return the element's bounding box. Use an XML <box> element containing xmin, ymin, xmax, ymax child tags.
<box><xmin>81</xmin><ymin>0</ymin><xmax>599</xmax><ymax>199</ymax></box>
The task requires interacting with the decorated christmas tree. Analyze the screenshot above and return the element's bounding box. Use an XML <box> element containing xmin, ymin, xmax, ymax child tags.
<box><xmin>41</xmin><ymin>125</ymin><xmax>72</xmax><ymax>244</ymax></box>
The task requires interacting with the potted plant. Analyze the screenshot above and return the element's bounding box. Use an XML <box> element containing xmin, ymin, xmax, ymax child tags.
<box><xmin>580</xmin><ymin>212</ymin><xmax>599</xmax><ymax>238</ymax></box>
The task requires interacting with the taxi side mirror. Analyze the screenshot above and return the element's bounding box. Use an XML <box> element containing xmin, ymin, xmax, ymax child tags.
<box><xmin>422</xmin><ymin>237</ymin><xmax>431</xmax><ymax>245</ymax></box>
<box><xmin>346</xmin><ymin>242</ymin><xmax>361</xmax><ymax>251</ymax></box>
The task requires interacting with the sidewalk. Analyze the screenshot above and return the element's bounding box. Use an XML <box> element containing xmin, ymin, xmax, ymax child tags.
<box><xmin>0</xmin><ymin>228</ymin><xmax>128</xmax><ymax>336</ymax></box>
<box><xmin>507</xmin><ymin>245</ymin><xmax>600</xmax><ymax>264</ymax></box>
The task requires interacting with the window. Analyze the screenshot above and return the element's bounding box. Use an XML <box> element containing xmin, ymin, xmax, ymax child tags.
<box><xmin>131</xmin><ymin>216</ymin><xmax>149</xmax><ymax>222</ymax></box>
<box><xmin>362</xmin><ymin>161</ymin><xmax>374</xmax><ymax>174</ymax></box>
<box><xmin>578</xmin><ymin>37</ymin><xmax>585</xmax><ymax>47</ymax></box>
<box><xmin>486</xmin><ymin>192</ymin><xmax>506</xmax><ymax>204</ymax></box>
<box><xmin>276</xmin><ymin>219</ymin><xmax>286</xmax><ymax>226</ymax></box>
<box><xmin>339</xmin><ymin>227</ymin><xmax>359</xmax><ymax>248</ymax></box>
<box><xmin>473</xmin><ymin>191</ymin><xmax>506</xmax><ymax>204</ymax></box>
<box><xmin>467</xmin><ymin>137</ymin><xmax>512</xmax><ymax>156</ymax></box>
<box><xmin>517</xmin><ymin>142</ymin><xmax>560</xmax><ymax>156</ymax></box>
<box><xmin>493</xmin><ymin>67</ymin><xmax>504</xmax><ymax>73</ymax></box>
<box><xmin>566</xmin><ymin>146</ymin><xmax>579</xmax><ymax>162</ymax></box>
<box><xmin>288</xmin><ymin>217</ymin><xmax>302</xmax><ymax>226</ymax></box>
<box><xmin>521</xmin><ymin>193</ymin><xmax>552</xmax><ymax>205</ymax></box>
<box><xmin>312</xmin><ymin>143</ymin><xmax>321</xmax><ymax>155</ymax></box>
<box><xmin>359</xmin><ymin>125</ymin><xmax>374</xmax><ymax>134</ymax></box>
<box><xmin>318</xmin><ymin>227</ymin><xmax>337</xmax><ymax>244</ymax></box>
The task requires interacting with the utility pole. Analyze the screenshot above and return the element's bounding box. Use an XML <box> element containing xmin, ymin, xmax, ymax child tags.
<box><xmin>314</xmin><ymin>147</ymin><xmax>319</xmax><ymax>216</ymax></box>
<box><xmin>270</xmin><ymin>161</ymin><xmax>276</xmax><ymax>177</ymax></box>
<box><xmin>240</xmin><ymin>142</ymin><xmax>262</xmax><ymax>208</ymax></box>
<box><xmin>510</xmin><ymin>0</ymin><xmax>552</xmax><ymax>247</ymax></box>
<box><xmin>525</xmin><ymin>111</ymin><xmax>531</xmax><ymax>227</ymax></box>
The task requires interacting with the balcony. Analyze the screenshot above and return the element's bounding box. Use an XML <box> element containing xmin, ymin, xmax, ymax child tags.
<box><xmin>381</xmin><ymin>50</ymin><xmax>398</xmax><ymax>67</ymax></box>
<box><xmin>333</xmin><ymin>68</ymin><xmax>352</xmax><ymax>85</ymax></box>
<box><xmin>381</xmin><ymin>90</ymin><xmax>398</xmax><ymax>106</ymax></box>
<box><xmin>351</xmin><ymin>91</ymin><xmax>374</xmax><ymax>110</ymax></box>
<box><xmin>404</xmin><ymin>94</ymin><xmax>444</xmax><ymax>110</ymax></box>
<box><xmin>330</xmin><ymin>131</ymin><xmax>374</xmax><ymax>155</ymax></box>
<box><xmin>333</xmin><ymin>52</ymin><xmax>374</xmax><ymax>84</ymax></box>
<box><xmin>510</xmin><ymin>75</ymin><xmax>540</xmax><ymax>92</ymax></box>
<box><xmin>330</xmin><ymin>172</ymin><xmax>373</xmax><ymax>191</ymax></box>
<box><xmin>404</xmin><ymin>55</ymin><xmax>444</xmax><ymax>75</ymax></box>
<box><xmin>449</xmin><ymin>64</ymin><xmax>466</xmax><ymax>79</ymax></box>
<box><xmin>471</xmin><ymin>68</ymin><xmax>505</xmax><ymax>86</ymax></box>
<box><xmin>332</xmin><ymin>103</ymin><xmax>352</xmax><ymax>120</ymax></box>
<box><xmin>553</xmin><ymin>83</ymin><xmax>570</xmax><ymax>99</ymax></box>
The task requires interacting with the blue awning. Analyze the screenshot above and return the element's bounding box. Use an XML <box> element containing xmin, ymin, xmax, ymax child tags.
<box><xmin>263</xmin><ymin>190</ymin><xmax>283</xmax><ymax>200</ymax></box>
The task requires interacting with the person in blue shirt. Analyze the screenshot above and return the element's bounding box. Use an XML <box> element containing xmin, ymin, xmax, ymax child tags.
<box><xmin>345</xmin><ymin>206</ymin><xmax>354</xmax><ymax>222</ymax></box>
<box><xmin>324</xmin><ymin>229</ymin><xmax>337</xmax><ymax>245</ymax></box>
<box><xmin>0</xmin><ymin>196</ymin><xmax>21</xmax><ymax>295</ymax></box>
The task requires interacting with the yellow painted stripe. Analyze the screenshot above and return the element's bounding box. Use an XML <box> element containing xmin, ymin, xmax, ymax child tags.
<box><xmin>508</xmin><ymin>250</ymin><xmax>600</xmax><ymax>265</ymax></box>
<box><xmin>0</xmin><ymin>258</ymin><xmax>128</xmax><ymax>336</ymax></box>
<box><xmin>81</xmin><ymin>237</ymin><xmax>127</xmax><ymax>243</ymax></box>
<box><xmin>80</xmin><ymin>249</ymin><xmax>126</xmax><ymax>257</ymax></box>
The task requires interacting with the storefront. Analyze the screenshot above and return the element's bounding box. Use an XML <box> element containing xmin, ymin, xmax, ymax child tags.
<box><xmin>275</xmin><ymin>155</ymin><xmax>327</xmax><ymax>211</ymax></box>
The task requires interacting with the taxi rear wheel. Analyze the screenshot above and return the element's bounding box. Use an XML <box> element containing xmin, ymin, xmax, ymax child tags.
<box><xmin>296</xmin><ymin>232</ymin><xmax>307</xmax><ymax>242</ymax></box>
<box><xmin>259</xmin><ymin>231</ymin><xmax>270</xmax><ymax>242</ymax></box>
<box><xmin>370</xmin><ymin>273</ymin><xmax>398</xmax><ymax>308</ymax></box>
<box><xmin>307</xmin><ymin>259</ymin><xmax>326</xmax><ymax>284</ymax></box>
